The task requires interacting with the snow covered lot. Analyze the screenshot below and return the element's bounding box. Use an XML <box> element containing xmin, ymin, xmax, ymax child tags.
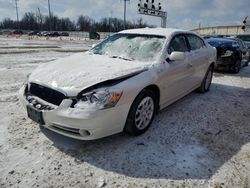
<box><xmin>0</xmin><ymin>35</ymin><xmax>250</xmax><ymax>188</ymax></box>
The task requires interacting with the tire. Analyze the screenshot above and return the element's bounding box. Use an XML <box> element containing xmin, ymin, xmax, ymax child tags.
<box><xmin>124</xmin><ymin>90</ymin><xmax>157</xmax><ymax>136</ymax></box>
<box><xmin>197</xmin><ymin>66</ymin><xmax>214</xmax><ymax>93</ymax></box>
<box><xmin>233</xmin><ymin>59</ymin><xmax>241</xmax><ymax>73</ymax></box>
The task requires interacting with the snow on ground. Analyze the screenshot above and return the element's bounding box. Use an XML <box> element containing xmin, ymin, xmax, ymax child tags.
<box><xmin>0</xmin><ymin>35</ymin><xmax>250</xmax><ymax>188</ymax></box>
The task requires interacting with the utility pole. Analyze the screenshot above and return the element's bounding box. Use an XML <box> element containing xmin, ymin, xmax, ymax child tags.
<box><xmin>123</xmin><ymin>0</ymin><xmax>130</xmax><ymax>30</ymax></box>
<box><xmin>48</xmin><ymin>0</ymin><xmax>52</xmax><ymax>31</ymax></box>
<box><xmin>109</xmin><ymin>10</ymin><xmax>113</xmax><ymax>33</ymax></box>
<box><xmin>37</xmin><ymin>8</ymin><xmax>42</xmax><ymax>31</ymax></box>
<box><xmin>14</xmin><ymin>0</ymin><xmax>19</xmax><ymax>30</ymax></box>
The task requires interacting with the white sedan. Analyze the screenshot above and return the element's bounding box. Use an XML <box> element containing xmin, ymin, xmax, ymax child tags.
<box><xmin>19</xmin><ymin>28</ymin><xmax>217</xmax><ymax>140</ymax></box>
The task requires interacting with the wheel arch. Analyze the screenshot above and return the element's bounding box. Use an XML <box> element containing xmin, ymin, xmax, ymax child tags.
<box><xmin>141</xmin><ymin>84</ymin><xmax>161</xmax><ymax>112</ymax></box>
<box><xmin>123</xmin><ymin>84</ymin><xmax>161</xmax><ymax>134</ymax></box>
<box><xmin>210</xmin><ymin>62</ymin><xmax>215</xmax><ymax>69</ymax></box>
<box><xmin>234</xmin><ymin>51</ymin><xmax>242</xmax><ymax>61</ymax></box>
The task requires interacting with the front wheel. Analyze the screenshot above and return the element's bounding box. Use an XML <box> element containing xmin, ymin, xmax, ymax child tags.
<box><xmin>233</xmin><ymin>60</ymin><xmax>241</xmax><ymax>73</ymax></box>
<box><xmin>124</xmin><ymin>90</ymin><xmax>157</xmax><ymax>136</ymax></box>
<box><xmin>197</xmin><ymin>66</ymin><xmax>214</xmax><ymax>93</ymax></box>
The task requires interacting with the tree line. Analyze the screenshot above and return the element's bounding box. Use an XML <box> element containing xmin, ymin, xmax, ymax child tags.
<box><xmin>0</xmin><ymin>12</ymin><xmax>152</xmax><ymax>32</ymax></box>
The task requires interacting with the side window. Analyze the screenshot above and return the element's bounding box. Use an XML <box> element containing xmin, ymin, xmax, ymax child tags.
<box><xmin>232</xmin><ymin>41</ymin><xmax>240</xmax><ymax>49</ymax></box>
<box><xmin>168</xmin><ymin>35</ymin><xmax>189</xmax><ymax>54</ymax></box>
<box><xmin>186</xmin><ymin>35</ymin><xmax>205</xmax><ymax>51</ymax></box>
<box><xmin>237</xmin><ymin>40</ymin><xmax>244</xmax><ymax>50</ymax></box>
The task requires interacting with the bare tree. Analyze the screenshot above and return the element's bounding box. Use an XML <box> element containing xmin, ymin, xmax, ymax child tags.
<box><xmin>0</xmin><ymin>13</ymin><xmax>153</xmax><ymax>32</ymax></box>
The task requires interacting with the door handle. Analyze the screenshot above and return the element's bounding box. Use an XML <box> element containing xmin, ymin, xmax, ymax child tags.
<box><xmin>187</xmin><ymin>63</ymin><xmax>193</xmax><ymax>68</ymax></box>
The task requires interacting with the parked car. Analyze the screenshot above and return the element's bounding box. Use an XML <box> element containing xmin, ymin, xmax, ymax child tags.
<box><xmin>89</xmin><ymin>31</ymin><xmax>100</xmax><ymax>40</ymax></box>
<box><xmin>202</xmin><ymin>35</ymin><xmax>230</xmax><ymax>39</ymax></box>
<box><xmin>59</xmin><ymin>32</ymin><xmax>69</xmax><ymax>36</ymax></box>
<box><xmin>12</xmin><ymin>30</ymin><xmax>23</xmax><ymax>35</ymax></box>
<box><xmin>206</xmin><ymin>38</ymin><xmax>249</xmax><ymax>73</ymax></box>
<box><xmin>48</xmin><ymin>31</ymin><xmax>60</xmax><ymax>37</ymax></box>
<box><xmin>202</xmin><ymin>35</ymin><xmax>214</xmax><ymax>39</ymax></box>
<box><xmin>229</xmin><ymin>37</ymin><xmax>250</xmax><ymax>65</ymax></box>
<box><xmin>235</xmin><ymin>34</ymin><xmax>250</xmax><ymax>49</ymax></box>
<box><xmin>28</xmin><ymin>30</ymin><xmax>40</xmax><ymax>36</ymax></box>
<box><xmin>19</xmin><ymin>28</ymin><xmax>216</xmax><ymax>140</ymax></box>
<box><xmin>37</xmin><ymin>31</ymin><xmax>49</xmax><ymax>36</ymax></box>
<box><xmin>2</xmin><ymin>30</ymin><xmax>12</xmax><ymax>35</ymax></box>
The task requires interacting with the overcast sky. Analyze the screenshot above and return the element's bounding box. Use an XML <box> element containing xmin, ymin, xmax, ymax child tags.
<box><xmin>0</xmin><ymin>0</ymin><xmax>249</xmax><ymax>29</ymax></box>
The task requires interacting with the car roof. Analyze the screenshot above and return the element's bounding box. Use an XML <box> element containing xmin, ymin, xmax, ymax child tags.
<box><xmin>206</xmin><ymin>37</ymin><xmax>240</xmax><ymax>47</ymax></box>
<box><xmin>118</xmin><ymin>27</ymin><xmax>193</xmax><ymax>38</ymax></box>
<box><xmin>206</xmin><ymin>37</ymin><xmax>237</xmax><ymax>43</ymax></box>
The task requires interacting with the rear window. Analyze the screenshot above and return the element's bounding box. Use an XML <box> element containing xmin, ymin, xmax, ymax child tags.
<box><xmin>237</xmin><ymin>35</ymin><xmax>250</xmax><ymax>42</ymax></box>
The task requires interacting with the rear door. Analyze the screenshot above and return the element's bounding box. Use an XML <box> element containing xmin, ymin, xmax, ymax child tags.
<box><xmin>185</xmin><ymin>34</ymin><xmax>208</xmax><ymax>85</ymax></box>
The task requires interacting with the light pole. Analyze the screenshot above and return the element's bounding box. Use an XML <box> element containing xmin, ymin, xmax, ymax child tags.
<box><xmin>38</xmin><ymin>8</ymin><xmax>42</xmax><ymax>31</ymax></box>
<box><xmin>109</xmin><ymin>10</ymin><xmax>113</xmax><ymax>33</ymax></box>
<box><xmin>14</xmin><ymin>0</ymin><xmax>19</xmax><ymax>30</ymax></box>
<box><xmin>123</xmin><ymin>0</ymin><xmax>130</xmax><ymax>30</ymax></box>
<box><xmin>48</xmin><ymin>0</ymin><xmax>52</xmax><ymax>31</ymax></box>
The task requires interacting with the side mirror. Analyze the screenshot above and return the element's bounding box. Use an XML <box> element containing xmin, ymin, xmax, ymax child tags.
<box><xmin>168</xmin><ymin>52</ymin><xmax>185</xmax><ymax>62</ymax></box>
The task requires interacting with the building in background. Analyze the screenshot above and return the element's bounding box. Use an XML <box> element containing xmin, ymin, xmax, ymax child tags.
<box><xmin>192</xmin><ymin>25</ymin><xmax>250</xmax><ymax>35</ymax></box>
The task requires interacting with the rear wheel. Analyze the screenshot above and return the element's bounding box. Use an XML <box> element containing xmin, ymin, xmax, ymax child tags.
<box><xmin>124</xmin><ymin>90</ymin><xmax>157</xmax><ymax>136</ymax></box>
<box><xmin>198</xmin><ymin>66</ymin><xmax>213</xmax><ymax>93</ymax></box>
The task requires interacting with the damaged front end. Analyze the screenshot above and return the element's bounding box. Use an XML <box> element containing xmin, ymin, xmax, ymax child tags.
<box><xmin>19</xmin><ymin>68</ymin><xmax>148</xmax><ymax>139</ymax></box>
<box><xmin>215</xmin><ymin>46</ymin><xmax>239</xmax><ymax>71</ymax></box>
<box><xmin>73</xmin><ymin>68</ymin><xmax>148</xmax><ymax>110</ymax></box>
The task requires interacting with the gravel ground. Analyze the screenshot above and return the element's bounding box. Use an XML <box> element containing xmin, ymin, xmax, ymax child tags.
<box><xmin>0</xmin><ymin>36</ymin><xmax>250</xmax><ymax>188</ymax></box>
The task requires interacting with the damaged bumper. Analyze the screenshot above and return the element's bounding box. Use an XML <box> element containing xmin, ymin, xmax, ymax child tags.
<box><xmin>19</xmin><ymin>85</ymin><xmax>130</xmax><ymax>140</ymax></box>
<box><xmin>215</xmin><ymin>57</ymin><xmax>235</xmax><ymax>71</ymax></box>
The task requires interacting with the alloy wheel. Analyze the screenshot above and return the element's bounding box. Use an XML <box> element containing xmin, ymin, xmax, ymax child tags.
<box><xmin>134</xmin><ymin>97</ymin><xmax>154</xmax><ymax>130</ymax></box>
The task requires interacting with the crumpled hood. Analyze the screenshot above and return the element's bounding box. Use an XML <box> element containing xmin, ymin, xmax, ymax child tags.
<box><xmin>29</xmin><ymin>53</ymin><xmax>151</xmax><ymax>96</ymax></box>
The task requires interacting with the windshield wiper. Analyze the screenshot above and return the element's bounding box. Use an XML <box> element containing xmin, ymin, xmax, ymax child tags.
<box><xmin>110</xmin><ymin>55</ymin><xmax>133</xmax><ymax>61</ymax></box>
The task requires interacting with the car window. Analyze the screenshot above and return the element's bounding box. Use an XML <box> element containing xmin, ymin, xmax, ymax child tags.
<box><xmin>186</xmin><ymin>35</ymin><xmax>205</xmax><ymax>51</ymax></box>
<box><xmin>168</xmin><ymin>35</ymin><xmax>188</xmax><ymax>54</ymax></box>
<box><xmin>232</xmin><ymin>41</ymin><xmax>240</xmax><ymax>48</ymax></box>
<box><xmin>237</xmin><ymin>40</ymin><xmax>245</xmax><ymax>50</ymax></box>
<box><xmin>237</xmin><ymin>35</ymin><xmax>250</xmax><ymax>42</ymax></box>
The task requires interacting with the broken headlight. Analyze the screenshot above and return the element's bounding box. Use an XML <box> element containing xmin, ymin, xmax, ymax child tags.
<box><xmin>221</xmin><ymin>50</ymin><xmax>233</xmax><ymax>57</ymax></box>
<box><xmin>74</xmin><ymin>89</ymin><xmax>123</xmax><ymax>110</ymax></box>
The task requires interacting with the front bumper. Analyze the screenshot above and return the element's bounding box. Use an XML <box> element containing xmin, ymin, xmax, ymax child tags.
<box><xmin>19</xmin><ymin>85</ymin><xmax>130</xmax><ymax>140</ymax></box>
<box><xmin>215</xmin><ymin>57</ymin><xmax>235</xmax><ymax>71</ymax></box>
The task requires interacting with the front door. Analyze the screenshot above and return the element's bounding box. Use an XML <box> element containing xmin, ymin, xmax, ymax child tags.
<box><xmin>159</xmin><ymin>34</ymin><xmax>196</xmax><ymax>106</ymax></box>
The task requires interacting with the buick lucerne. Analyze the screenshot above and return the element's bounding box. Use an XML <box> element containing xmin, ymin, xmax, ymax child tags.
<box><xmin>19</xmin><ymin>28</ymin><xmax>217</xmax><ymax>140</ymax></box>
